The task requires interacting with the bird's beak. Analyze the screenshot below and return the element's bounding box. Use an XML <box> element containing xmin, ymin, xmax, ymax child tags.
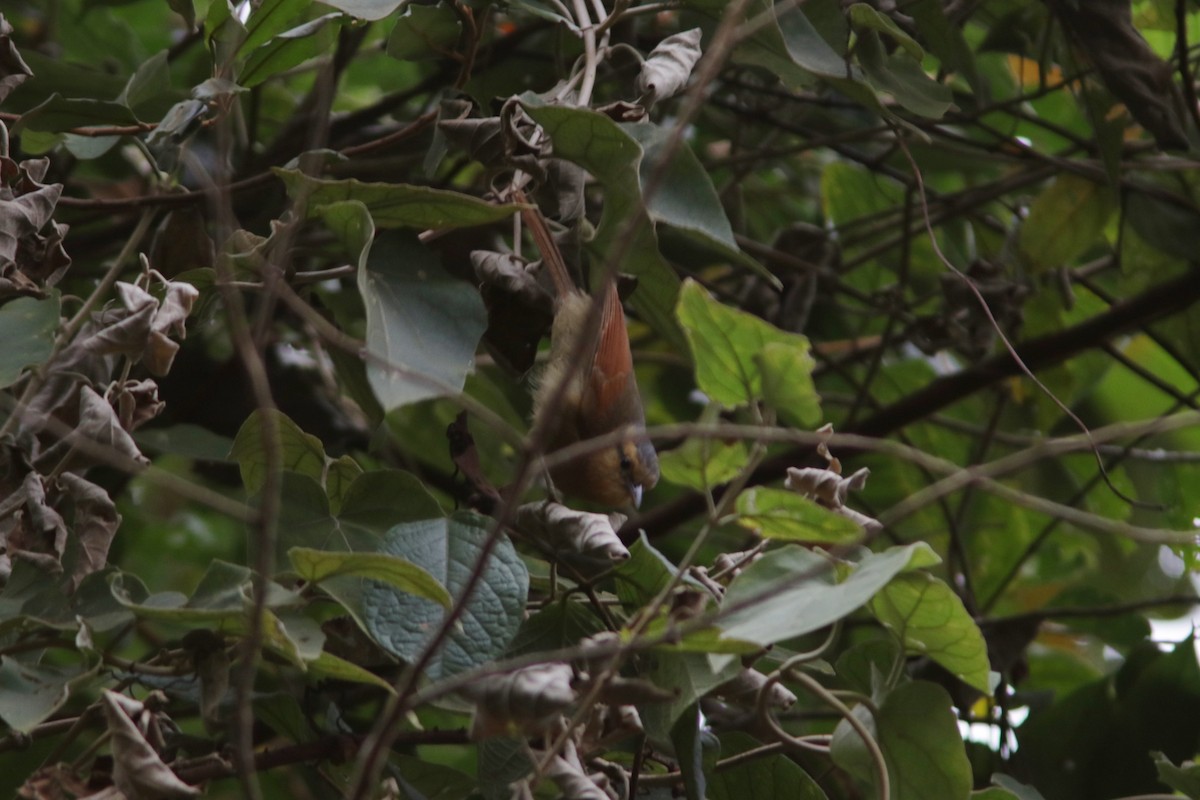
<box><xmin>630</xmin><ymin>484</ymin><xmax>643</xmax><ymax>509</ymax></box>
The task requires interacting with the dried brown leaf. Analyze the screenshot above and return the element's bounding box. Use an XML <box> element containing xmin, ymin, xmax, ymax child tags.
<box><xmin>0</xmin><ymin>471</ymin><xmax>67</xmax><ymax>577</ymax></box>
<box><xmin>58</xmin><ymin>473</ymin><xmax>120</xmax><ymax>588</ymax></box>
<box><xmin>514</xmin><ymin>502</ymin><xmax>630</xmax><ymax>564</ymax></box>
<box><xmin>714</xmin><ymin>667</ymin><xmax>797</xmax><ymax>709</ymax></box>
<box><xmin>544</xmin><ymin>739</ymin><xmax>615</xmax><ymax>800</ymax></box>
<box><xmin>465</xmin><ymin>663</ymin><xmax>577</xmax><ymax>739</ymax></box>
<box><xmin>636</xmin><ymin>28</ymin><xmax>703</xmax><ymax>105</ymax></box>
<box><xmin>0</xmin><ymin>15</ymin><xmax>32</xmax><ymax>104</ymax></box>
<box><xmin>102</xmin><ymin>690</ymin><xmax>200</xmax><ymax>799</ymax></box>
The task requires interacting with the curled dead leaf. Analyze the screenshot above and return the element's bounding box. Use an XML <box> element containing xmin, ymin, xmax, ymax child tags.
<box><xmin>637</xmin><ymin>28</ymin><xmax>703</xmax><ymax>105</ymax></box>
<box><xmin>714</xmin><ymin>667</ymin><xmax>797</xmax><ymax>709</ymax></box>
<box><xmin>514</xmin><ymin>502</ymin><xmax>631</xmax><ymax>564</ymax></box>
<box><xmin>464</xmin><ymin>662</ymin><xmax>577</xmax><ymax>739</ymax></box>
<box><xmin>102</xmin><ymin>690</ymin><xmax>200</xmax><ymax>799</ymax></box>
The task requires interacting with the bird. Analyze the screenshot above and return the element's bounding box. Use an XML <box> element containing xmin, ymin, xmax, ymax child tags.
<box><xmin>519</xmin><ymin>190</ymin><xmax>660</xmax><ymax>509</ymax></box>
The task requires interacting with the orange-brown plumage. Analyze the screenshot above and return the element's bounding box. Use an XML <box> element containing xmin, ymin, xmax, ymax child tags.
<box><xmin>521</xmin><ymin>193</ymin><xmax>659</xmax><ymax>509</ymax></box>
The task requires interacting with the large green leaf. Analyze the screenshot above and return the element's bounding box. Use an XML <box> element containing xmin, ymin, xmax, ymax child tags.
<box><xmin>870</xmin><ymin>572</ymin><xmax>992</xmax><ymax>693</ymax></box>
<box><xmin>288</xmin><ymin>547</ymin><xmax>451</xmax><ymax>608</ymax></box>
<box><xmin>240</xmin><ymin>18</ymin><xmax>339</xmax><ymax>88</ymax></box>
<box><xmin>362</xmin><ymin>514</ymin><xmax>529</xmax><ymax>679</ymax></box>
<box><xmin>709</xmin><ymin>732</ymin><xmax>829</xmax><ymax>800</ymax></box>
<box><xmin>856</xmin><ymin>30</ymin><xmax>953</xmax><ymax>118</ymax></box>
<box><xmin>669</xmin><ymin>704</ymin><xmax>712</xmax><ymax>800</ymax></box>
<box><xmin>1019</xmin><ymin>175</ymin><xmax>1113</xmax><ymax>273</ymax></box>
<box><xmin>277</xmin><ymin>170</ymin><xmax>522</xmax><ymax>229</ymax></box>
<box><xmin>641</xmin><ymin>651</ymin><xmax>740</xmax><ymax>748</ymax></box>
<box><xmin>14</xmin><ymin>93</ymin><xmax>140</xmax><ymax>133</ymax></box>
<box><xmin>318</xmin><ymin>0</ymin><xmax>406</xmax><ymax>20</ymax></box>
<box><xmin>623</xmin><ymin>122</ymin><xmax>776</xmax><ymax>285</ymax></box>
<box><xmin>109</xmin><ymin>560</ymin><xmax>297</xmax><ymax>626</ymax></box>
<box><xmin>831</xmin><ymin>681</ymin><xmax>972</xmax><ymax>800</ymax></box>
<box><xmin>676</xmin><ymin>279</ymin><xmax>819</xmax><ymax>420</ymax></box>
<box><xmin>718</xmin><ymin>543</ymin><xmax>940</xmax><ymax>648</ymax></box>
<box><xmin>658</xmin><ymin>433</ymin><xmax>748</xmax><ymax>491</ymax></box>
<box><xmin>237</xmin><ymin>0</ymin><xmax>312</xmax><ymax>58</ymax></box>
<box><xmin>613</xmin><ymin>535</ymin><xmax>682</xmax><ymax>609</ymax></box>
<box><xmin>360</xmin><ymin>229</ymin><xmax>486</xmax><ymax>409</ymax></box>
<box><xmin>0</xmin><ymin>295</ymin><xmax>59</xmax><ymax>389</ymax></box>
<box><xmin>319</xmin><ymin>200</ymin><xmax>486</xmax><ymax>410</ymax></box>
<box><xmin>0</xmin><ymin>657</ymin><xmax>100</xmax><ymax>733</ymax></box>
<box><xmin>1154</xmin><ymin>751</ymin><xmax>1200</xmax><ymax>799</ymax></box>
<box><xmin>386</xmin><ymin>4</ymin><xmax>462</xmax><ymax>61</ymax></box>
<box><xmin>229</xmin><ymin>408</ymin><xmax>327</xmax><ymax>494</ymax></box>
<box><xmin>735</xmin><ymin>487</ymin><xmax>863</xmax><ymax>543</ymax></box>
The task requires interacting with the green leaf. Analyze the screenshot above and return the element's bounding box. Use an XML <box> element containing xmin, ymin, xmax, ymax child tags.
<box><xmin>971</xmin><ymin>791</ymin><xmax>1021</xmax><ymax>800</ymax></box>
<box><xmin>133</xmin><ymin>423</ymin><xmax>235</xmax><ymax>462</ymax></box>
<box><xmin>109</xmin><ymin>562</ymin><xmax>287</xmax><ymax>626</ymax></box>
<box><xmin>683</xmin><ymin>0</ymin><xmax>867</xmax><ymax>103</ymax></box>
<box><xmin>392</xmin><ymin>754</ymin><xmax>477</xmax><ymax>800</ymax></box>
<box><xmin>831</xmin><ymin>681</ymin><xmax>972</xmax><ymax>800</ymax></box>
<box><xmin>277</xmin><ymin>169</ymin><xmax>523</xmax><ymax>229</ymax></box>
<box><xmin>237</xmin><ymin>0</ymin><xmax>312</xmax><ymax>57</ymax></box>
<box><xmin>273</xmin><ymin>470</ymin><xmax>444</xmax><ymax>633</ymax></box>
<box><xmin>337</xmin><ymin>470</ymin><xmax>445</xmax><ymax>530</ymax></box>
<box><xmin>623</xmin><ymin>122</ymin><xmax>778</xmax><ymax>287</ymax></box>
<box><xmin>676</xmin><ymin>279</ymin><xmax>817</xmax><ymax>412</ymax></box>
<box><xmin>835</xmin><ymin>638</ymin><xmax>903</xmax><ymax>698</ymax></box>
<box><xmin>870</xmin><ymin>572</ymin><xmax>992</xmax><ymax>693</ymax></box>
<box><xmin>306</xmin><ymin>650</ymin><xmax>396</xmax><ymax>693</ymax></box>
<box><xmin>362</xmin><ymin>514</ymin><xmax>529</xmax><ymax>679</ymax></box>
<box><xmin>1125</xmin><ymin>191</ymin><xmax>1200</xmax><ymax>262</ymax></box>
<box><xmin>268</xmin><ymin>609</ymin><xmax>325</xmax><ymax>664</ymax></box>
<box><xmin>240</xmin><ymin>20</ymin><xmax>339</xmax><ymax>88</ymax></box>
<box><xmin>821</xmin><ymin>160</ymin><xmax>905</xmax><ymax>225</ymax></box>
<box><xmin>670</xmin><ymin>704</ymin><xmax>710</xmax><ymax>800</ymax></box>
<box><xmin>14</xmin><ymin>93</ymin><xmax>141</xmax><ymax>133</ymax></box>
<box><xmin>613</xmin><ymin>535</ymin><xmax>680</xmax><ymax>609</ymax></box>
<box><xmin>658</xmin><ymin>433</ymin><xmax>748</xmax><ymax>491</ymax></box>
<box><xmin>719</xmin><ymin>543</ymin><xmax>940</xmax><ymax>648</ymax></box>
<box><xmin>116</xmin><ymin>50</ymin><xmax>172</xmax><ymax>114</ymax></box>
<box><xmin>478</xmin><ymin>738</ymin><xmax>532</xmax><ymax>800</ymax></box>
<box><xmin>848</xmin><ymin>3</ymin><xmax>923</xmax><ymax>59</ymax></box>
<box><xmin>519</xmin><ymin>100</ymin><xmax>686</xmax><ymax>350</ymax></box>
<box><xmin>735</xmin><ymin>487</ymin><xmax>863</xmax><ymax>543</ymax></box>
<box><xmin>318</xmin><ymin>0</ymin><xmax>406</xmax><ymax>20</ymax></box>
<box><xmin>268</xmin><ymin>470</ymin><xmax>442</xmax><ymax>565</ymax></box>
<box><xmin>0</xmin><ymin>295</ymin><xmax>59</xmax><ymax>389</ymax></box>
<box><xmin>326</xmin><ymin>455</ymin><xmax>363</xmax><ymax>514</ymax></box>
<box><xmin>641</xmin><ymin>651</ymin><xmax>740</xmax><ymax>747</ymax></box>
<box><xmin>709</xmin><ymin>732</ymin><xmax>829</xmax><ymax>800</ymax></box>
<box><xmin>1155</xmin><ymin>752</ymin><xmax>1200</xmax><ymax>799</ymax></box>
<box><xmin>319</xmin><ymin>195</ymin><xmax>487</xmax><ymax>411</ymax></box>
<box><xmin>288</xmin><ymin>546</ymin><xmax>451</xmax><ymax>608</ymax></box>
<box><xmin>0</xmin><ymin>657</ymin><xmax>99</xmax><ymax>733</ymax></box>
<box><xmin>856</xmin><ymin>30</ymin><xmax>952</xmax><ymax>118</ymax></box>
<box><xmin>1019</xmin><ymin>175</ymin><xmax>1113</xmax><ymax>273</ymax></box>
<box><xmin>229</xmin><ymin>409</ymin><xmax>327</xmax><ymax>494</ymax></box>
<box><xmin>360</xmin><ymin>230</ymin><xmax>486</xmax><ymax>410</ymax></box>
<box><xmin>757</xmin><ymin>341</ymin><xmax>822</xmax><ymax>426</ymax></box>
<box><xmin>906</xmin><ymin>0</ymin><xmax>983</xmax><ymax>99</ymax></box>
<box><xmin>987</xmin><ymin>775</ymin><xmax>1046</xmax><ymax>800</ymax></box>
<box><xmin>507</xmin><ymin>598</ymin><xmax>608</xmax><ymax>656</ymax></box>
<box><xmin>386</xmin><ymin>3</ymin><xmax>462</xmax><ymax>61</ymax></box>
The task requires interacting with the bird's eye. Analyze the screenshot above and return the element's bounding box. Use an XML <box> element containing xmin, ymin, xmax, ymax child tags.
<box><xmin>618</xmin><ymin>449</ymin><xmax>633</xmax><ymax>473</ymax></box>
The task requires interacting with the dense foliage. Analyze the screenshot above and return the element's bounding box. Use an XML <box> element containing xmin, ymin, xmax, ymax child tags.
<box><xmin>1</xmin><ymin>0</ymin><xmax>1200</xmax><ymax>798</ymax></box>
